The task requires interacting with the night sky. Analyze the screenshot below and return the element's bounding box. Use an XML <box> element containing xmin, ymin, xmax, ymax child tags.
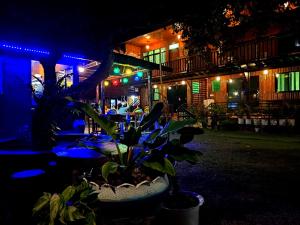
<box><xmin>0</xmin><ymin>1</ymin><xmax>207</xmax><ymax>54</ymax></box>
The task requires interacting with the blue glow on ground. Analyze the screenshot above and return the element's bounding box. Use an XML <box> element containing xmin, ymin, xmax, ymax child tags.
<box><xmin>48</xmin><ymin>161</ymin><xmax>57</xmax><ymax>166</ymax></box>
<box><xmin>11</xmin><ymin>169</ymin><xmax>45</xmax><ymax>179</ymax></box>
<box><xmin>53</xmin><ymin>147</ymin><xmax>102</xmax><ymax>159</ymax></box>
<box><xmin>0</xmin><ymin>150</ymin><xmax>43</xmax><ymax>155</ymax></box>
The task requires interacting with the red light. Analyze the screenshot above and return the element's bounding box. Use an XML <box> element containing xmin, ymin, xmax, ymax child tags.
<box><xmin>112</xmin><ymin>80</ymin><xmax>119</xmax><ymax>86</ymax></box>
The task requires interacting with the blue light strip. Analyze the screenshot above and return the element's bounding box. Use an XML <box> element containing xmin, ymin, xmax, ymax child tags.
<box><xmin>1</xmin><ymin>42</ymin><xmax>50</xmax><ymax>55</ymax></box>
<box><xmin>0</xmin><ymin>41</ymin><xmax>91</xmax><ymax>63</ymax></box>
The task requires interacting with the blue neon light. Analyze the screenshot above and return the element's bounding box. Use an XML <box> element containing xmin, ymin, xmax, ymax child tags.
<box><xmin>11</xmin><ymin>169</ymin><xmax>45</xmax><ymax>179</ymax></box>
<box><xmin>0</xmin><ymin>41</ymin><xmax>91</xmax><ymax>63</ymax></box>
<box><xmin>0</xmin><ymin>42</ymin><xmax>50</xmax><ymax>55</ymax></box>
<box><xmin>63</xmin><ymin>54</ymin><xmax>89</xmax><ymax>61</ymax></box>
<box><xmin>134</xmin><ymin>76</ymin><xmax>140</xmax><ymax>81</ymax></box>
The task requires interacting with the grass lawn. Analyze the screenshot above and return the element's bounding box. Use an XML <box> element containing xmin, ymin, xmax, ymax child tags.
<box><xmin>175</xmin><ymin>129</ymin><xmax>300</xmax><ymax>225</ymax></box>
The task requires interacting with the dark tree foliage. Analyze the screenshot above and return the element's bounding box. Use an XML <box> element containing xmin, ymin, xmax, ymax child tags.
<box><xmin>173</xmin><ymin>0</ymin><xmax>300</xmax><ymax>57</ymax></box>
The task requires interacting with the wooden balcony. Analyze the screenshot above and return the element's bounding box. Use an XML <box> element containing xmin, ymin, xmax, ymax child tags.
<box><xmin>152</xmin><ymin>36</ymin><xmax>300</xmax><ymax>80</ymax></box>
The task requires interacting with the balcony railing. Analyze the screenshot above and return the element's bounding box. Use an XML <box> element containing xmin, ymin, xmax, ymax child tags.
<box><xmin>152</xmin><ymin>36</ymin><xmax>299</xmax><ymax>78</ymax></box>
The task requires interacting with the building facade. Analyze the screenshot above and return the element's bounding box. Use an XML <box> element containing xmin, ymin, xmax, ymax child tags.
<box><xmin>123</xmin><ymin>24</ymin><xmax>300</xmax><ymax>119</ymax></box>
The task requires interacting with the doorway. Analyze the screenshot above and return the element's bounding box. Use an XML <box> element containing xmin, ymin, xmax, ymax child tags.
<box><xmin>167</xmin><ymin>84</ymin><xmax>187</xmax><ymax>113</ymax></box>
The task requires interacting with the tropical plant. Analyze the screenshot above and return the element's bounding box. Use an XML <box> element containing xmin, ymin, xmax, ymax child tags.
<box><xmin>74</xmin><ymin>101</ymin><xmax>204</xmax><ymax>186</ymax></box>
<box><xmin>32</xmin><ymin>180</ymin><xmax>98</xmax><ymax>225</ymax></box>
<box><xmin>31</xmin><ymin>74</ymin><xmax>81</xmax><ymax>150</ymax></box>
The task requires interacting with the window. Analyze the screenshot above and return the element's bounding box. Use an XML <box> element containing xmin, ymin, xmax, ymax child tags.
<box><xmin>212</xmin><ymin>80</ymin><xmax>220</xmax><ymax>92</ymax></box>
<box><xmin>153</xmin><ymin>88</ymin><xmax>160</xmax><ymax>101</ymax></box>
<box><xmin>143</xmin><ymin>48</ymin><xmax>166</xmax><ymax>64</ymax></box>
<box><xmin>169</xmin><ymin>43</ymin><xmax>179</xmax><ymax>50</ymax></box>
<box><xmin>276</xmin><ymin>72</ymin><xmax>300</xmax><ymax>92</ymax></box>
<box><xmin>192</xmin><ymin>81</ymin><xmax>200</xmax><ymax>94</ymax></box>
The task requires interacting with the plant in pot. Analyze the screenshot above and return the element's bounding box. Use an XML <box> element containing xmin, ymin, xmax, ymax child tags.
<box><xmin>66</xmin><ymin>101</ymin><xmax>205</xmax><ymax>224</ymax></box>
<box><xmin>32</xmin><ymin>180</ymin><xmax>99</xmax><ymax>225</ymax></box>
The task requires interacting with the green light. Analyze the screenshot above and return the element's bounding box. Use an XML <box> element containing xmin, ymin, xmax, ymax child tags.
<box><xmin>122</xmin><ymin>77</ymin><xmax>129</xmax><ymax>84</ymax></box>
<box><xmin>137</xmin><ymin>71</ymin><xmax>143</xmax><ymax>77</ymax></box>
<box><xmin>113</xmin><ymin>67</ymin><xmax>120</xmax><ymax>74</ymax></box>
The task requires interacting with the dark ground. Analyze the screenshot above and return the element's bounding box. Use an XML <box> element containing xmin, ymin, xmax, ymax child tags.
<box><xmin>175</xmin><ymin>129</ymin><xmax>300</xmax><ymax>225</ymax></box>
<box><xmin>1</xmin><ymin>129</ymin><xmax>300</xmax><ymax>225</ymax></box>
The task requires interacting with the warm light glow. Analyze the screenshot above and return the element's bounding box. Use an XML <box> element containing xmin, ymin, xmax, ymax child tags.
<box><xmin>104</xmin><ymin>80</ymin><xmax>109</xmax><ymax>86</ymax></box>
<box><xmin>216</xmin><ymin>76</ymin><xmax>221</xmax><ymax>81</ymax></box>
<box><xmin>145</xmin><ymin>35</ymin><xmax>150</xmax><ymax>39</ymax></box>
<box><xmin>78</xmin><ymin>66</ymin><xmax>85</xmax><ymax>73</ymax></box>
<box><xmin>169</xmin><ymin>43</ymin><xmax>179</xmax><ymax>50</ymax></box>
<box><xmin>181</xmin><ymin>80</ymin><xmax>186</xmax><ymax>85</ymax></box>
<box><xmin>233</xmin><ymin>91</ymin><xmax>239</xmax><ymax>96</ymax></box>
<box><xmin>145</xmin><ymin>45</ymin><xmax>150</xmax><ymax>50</ymax></box>
<box><xmin>284</xmin><ymin>1</ymin><xmax>289</xmax><ymax>8</ymax></box>
<box><xmin>125</xmin><ymin>68</ymin><xmax>133</xmax><ymax>75</ymax></box>
<box><xmin>177</xmin><ymin>34</ymin><xmax>181</xmax><ymax>40</ymax></box>
<box><xmin>275</xmin><ymin>73</ymin><xmax>279</xmax><ymax>78</ymax></box>
<box><xmin>229</xmin><ymin>79</ymin><xmax>233</xmax><ymax>83</ymax></box>
<box><xmin>112</xmin><ymin>80</ymin><xmax>119</xmax><ymax>86</ymax></box>
<box><xmin>168</xmin><ymin>86</ymin><xmax>172</xmax><ymax>90</ymax></box>
<box><xmin>153</xmin><ymin>84</ymin><xmax>158</xmax><ymax>88</ymax></box>
<box><xmin>263</xmin><ymin>69</ymin><xmax>269</xmax><ymax>75</ymax></box>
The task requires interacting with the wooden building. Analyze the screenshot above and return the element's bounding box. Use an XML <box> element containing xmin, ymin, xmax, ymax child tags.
<box><xmin>122</xmin><ymin>24</ymin><xmax>300</xmax><ymax>116</ymax></box>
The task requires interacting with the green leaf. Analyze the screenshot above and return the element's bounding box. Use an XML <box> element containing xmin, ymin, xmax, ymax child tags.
<box><xmin>121</xmin><ymin>126</ymin><xmax>141</xmax><ymax>146</ymax></box>
<box><xmin>75</xmin><ymin>101</ymin><xmax>117</xmax><ymax>139</ymax></box>
<box><xmin>159</xmin><ymin>119</ymin><xmax>196</xmax><ymax>136</ymax></box>
<box><xmin>65</xmin><ymin>206</ymin><xmax>79</xmax><ymax>222</ymax></box>
<box><xmin>99</xmin><ymin>142</ymin><xmax>128</xmax><ymax>155</ymax></box>
<box><xmin>58</xmin><ymin>207</ymin><xmax>66</xmax><ymax>224</ymax></box>
<box><xmin>49</xmin><ymin>194</ymin><xmax>61</xmax><ymax>225</ymax></box>
<box><xmin>32</xmin><ymin>192</ymin><xmax>51</xmax><ymax>215</ymax></box>
<box><xmin>143</xmin><ymin>128</ymin><xmax>161</xmax><ymax>143</ymax></box>
<box><xmin>102</xmin><ymin>161</ymin><xmax>119</xmax><ymax>181</ymax></box>
<box><xmin>86</xmin><ymin>211</ymin><xmax>97</xmax><ymax>225</ymax></box>
<box><xmin>139</xmin><ymin>102</ymin><xmax>164</xmax><ymax>131</ymax></box>
<box><xmin>61</xmin><ymin>185</ymin><xmax>76</xmax><ymax>202</ymax></box>
<box><xmin>143</xmin><ymin>157</ymin><xmax>176</xmax><ymax>176</ymax></box>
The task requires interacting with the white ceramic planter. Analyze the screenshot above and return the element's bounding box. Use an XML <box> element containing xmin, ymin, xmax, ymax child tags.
<box><xmin>92</xmin><ymin>176</ymin><xmax>169</xmax><ymax>202</ymax></box>
<box><xmin>160</xmin><ymin>191</ymin><xmax>204</xmax><ymax>225</ymax></box>
<box><xmin>270</xmin><ymin>119</ymin><xmax>278</xmax><ymax>126</ymax></box>
<box><xmin>279</xmin><ymin>119</ymin><xmax>286</xmax><ymax>126</ymax></box>
<box><xmin>238</xmin><ymin>118</ymin><xmax>244</xmax><ymax>125</ymax></box>
<box><xmin>287</xmin><ymin>119</ymin><xmax>296</xmax><ymax>127</ymax></box>
<box><xmin>245</xmin><ymin>118</ymin><xmax>252</xmax><ymax>125</ymax></box>
<box><xmin>261</xmin><ymin>119</ymin><xmax>268</xmax><ymax>126</ymax></box>
<box><xmin>253</xmin><ymin>118</ymin><xmax>260</xmax><ymax>126</ymax></box>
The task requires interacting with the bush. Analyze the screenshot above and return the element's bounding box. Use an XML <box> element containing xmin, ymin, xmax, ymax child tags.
<box><xmin>220</xmin><ymin>119</ymin><xmax>239</xmax><ymax>131</ymax></box>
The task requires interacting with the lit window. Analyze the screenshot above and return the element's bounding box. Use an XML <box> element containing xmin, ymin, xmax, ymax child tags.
<box><xmin>276</xmin><ymin>72</ymin><xmax>300</xmax><ymax>92</ymax></box>
<box><xmin>169</xmin><ymin>43</ymin><xmax>179</xmax><ymax>50</ymax></box>
<box><xmin>192</xmin><ymin>81</ymin><xmax>200</xmax><ymax>94</ymax></box>
<box><xmin>212</xmin><ymin>80</ymin><xmax>220</xmax><ymax>92</ymax></box>
<box><xmin>153</xmin><ymin>88</ymin><xmax>160</xmax><ymax>101</ymax></box>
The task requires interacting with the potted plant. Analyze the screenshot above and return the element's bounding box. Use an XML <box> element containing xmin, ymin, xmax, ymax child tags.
<box><xmin>32</xmin><ymin>180</ymin><xmax>98</xmax><ymax>225</ymax></box>
<box><xmin>34</xmin><ymin>101</ymin><xmax>204</xmax><ymax>224</ymax></box>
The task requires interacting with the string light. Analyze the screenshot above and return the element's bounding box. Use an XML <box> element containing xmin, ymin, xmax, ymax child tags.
<box><xmin>104</xmin><ymin>80</ymin><xmax>110</xmax><ymax>86</ymax></box>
